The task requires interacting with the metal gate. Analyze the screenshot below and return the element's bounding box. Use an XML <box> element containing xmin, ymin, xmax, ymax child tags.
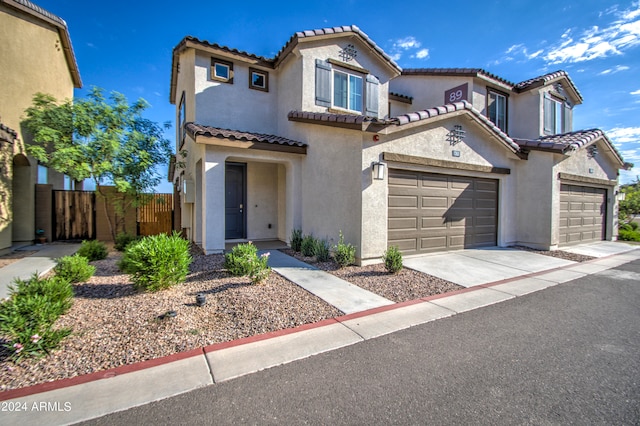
<box><xmin>53</xmin><ymin>190</ymin><xmax>96</xmax><ymax>240</ymax></box>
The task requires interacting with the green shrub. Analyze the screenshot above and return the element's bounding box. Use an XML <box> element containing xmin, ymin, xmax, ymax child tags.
<box><xmin>619</xmin><ymin>223</ymin><xmax>632</xmax><ymax>232</ymax></box>
<box><xmin>123</xmin><ymin>232</ymin><xmax>192</xmax><ymax>292</ymax></box>
<box><xmin>334</xmin><ymin>231</ymin><xmax>356</xmax><ymax>268</ymax></box>
<box><xmin>383</xmin><ymin>246</ymin><xmax>403</xmax><ymax>274</ymax></box>
<box><xmin>115</xmin><ymin>232</ymin><xmax>139</xmax><ymax>252</ymax></box>
<box><xmin>224</xmin><ymin>242</ymin><xmax>271</xmax><ymax>284</ymax></box>
<box><xmin>314</xmin><ymin>238</ymin><xmax>331</xmax><ymax>262</ymax></box>
<box><xmin>290</xmin><ymin>229</ymin><xmax>303</xmax><ymax>252</ymax></box>
<box><xmin>76</xmin><ymin>239</ymin><xmax>108</xmax><ymax>261</ymax></box>
<box><xmin>54</xmin><ymin>255</ymin><xmax>95</xmax><ymax>283</ymax></box>
<box><xmin>0</xmin><ymin>274</ymin><xmax>73</xmax><ymax>361</ymax></box>
<box><xmin>630</xmin><ymin>221</ymin><xmax>639</xmax><ymax>231</ymax></box>
<box><xmin>618</xmin><ymin>229</ymin><xmax>640</xmax><ymax>242</ymax></box>
<box><xmin>301</xmin><ymin>235</ymin><xmax>316</xmax><ymax>257</ymax></box>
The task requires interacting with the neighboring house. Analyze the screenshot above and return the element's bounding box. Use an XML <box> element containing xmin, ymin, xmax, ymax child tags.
<box><xmin>0</xmin><ymin>0</ymin><xmax>82</xmax><ymax>254</ymax></box>
<box><xmin>169</xmin><ymin>25</ymin><xmax>625</xmax><ymax>263</ymax></box>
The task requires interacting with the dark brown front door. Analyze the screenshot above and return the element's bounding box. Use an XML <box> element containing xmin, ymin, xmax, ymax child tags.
<box><xmin>225</xmin><ymin>163</ymin><xmax>246</xmax><ymax>239</ymax></box>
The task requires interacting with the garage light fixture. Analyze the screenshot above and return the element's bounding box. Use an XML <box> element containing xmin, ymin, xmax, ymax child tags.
<box><xmin>372</xmin><ymin>161</ymin><xmax>386</xmax><ymax>180</ymax></box>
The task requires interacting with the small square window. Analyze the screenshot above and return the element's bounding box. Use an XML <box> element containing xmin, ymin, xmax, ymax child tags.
<box><xmin>249</xmin><ymin>67</ymin><xmax>269</xmax><ymax>92</ymax></box>
<box><xmin>211</xmin><ymin>58</ymin><xmax>233</xmax><ymax>83</ymax></box>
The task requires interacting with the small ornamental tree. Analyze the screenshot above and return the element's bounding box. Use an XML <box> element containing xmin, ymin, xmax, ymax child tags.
<box><xmin>619</xmin><ymin>178</ymin><xmax>640</xmax><ymax>223</ymax></box>
<box><xmin>22</xmin><ymin>88</ymin><xmax>172</xmax><ymax>240</ymax></box>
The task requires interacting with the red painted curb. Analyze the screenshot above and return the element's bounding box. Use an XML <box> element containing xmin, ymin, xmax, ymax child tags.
<box><xmin>202</xmin><ymin>318</ymin><xmax>340</xmax><ymax>353</ymax></box>
<box><xmin>0</xmin><ymin>347</ymin><xmax>204</xmax><ymax>402</ymax></box>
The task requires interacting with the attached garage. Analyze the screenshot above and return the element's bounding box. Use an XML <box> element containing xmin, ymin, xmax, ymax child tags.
<box><xmin>559</xmin><ymin>183</ymin><xmax>606</xmax><ymax>245</ymax></box>
<box><xmin>388</xmin><ymin>170</ymin><xmax>498</xmax><ymax>254</ymax></box>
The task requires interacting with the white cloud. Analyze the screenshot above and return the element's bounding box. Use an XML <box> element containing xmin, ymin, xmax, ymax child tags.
<box><xmin>608</xmin><ymin>126</ymin><xmax>640</xmax><ymax>183</ymax></box>
<box><xmin>599</xmin><ymin>65</ymin><xmax>630</xmax><ymax>74</ymax></box>
<box><xmin>631</xmin><ymin>89</ymin><xmax>640</xmax><ymax>95</ymax></box>
<box><xmin>414</xmin><ymin>49</ymin><xmax>430</xmax><ymax>59</ymax></box>
<box><xmin>388</xmin><ymin>36</ymin><xmax>429</xmax><ymax>61</ymax></box>
<box><xmin>395</xmin><ymin>36</ymin><xmax>421</xmax><ymax>50</ymax></box>
<box><xmin>608</xmin><ymin>126</ymin><xmax>640</xmax><ymax>144</ymax></box>
<box><xmin>543</xmin><ymin>3</ymin><xmax>640</xmax><ymax>64</ymax></box>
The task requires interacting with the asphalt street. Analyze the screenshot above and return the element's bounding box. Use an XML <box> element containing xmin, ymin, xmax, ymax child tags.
<box><xmin>81</xmin><ymin>260</ymin><xmax>640</xmax><ymax>425</ymax></box>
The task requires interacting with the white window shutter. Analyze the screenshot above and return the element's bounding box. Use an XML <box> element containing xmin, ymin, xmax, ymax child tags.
<box><xmin>315</xmin><ymin>59</ymin><xmax>331</xmax><ymax>107</ymax></box>
<box><xmin>365</xmin><ymin>74</ymin><xmax>379</xmax><ymax>117</ymax></box>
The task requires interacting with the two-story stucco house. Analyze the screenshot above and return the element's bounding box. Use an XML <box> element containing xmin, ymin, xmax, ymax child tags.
<box><xmin>169</xmin><ymin>25</ymin><xmax>625</xmax><ymax>264</ymax></box>
<box><xmin>0</xmin><ymin>0</ymin><xmax>82</xmax><ymax>254</ymax></box>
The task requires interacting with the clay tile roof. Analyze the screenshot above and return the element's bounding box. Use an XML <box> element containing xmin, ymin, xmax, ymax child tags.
<box><xmin>515</xmin><ymin>129</ymin><xmax>623</xmax><ymax>164</ymax></box>
<box><xmin>287</xmin><ymin>110</ymin><xmax>385</xmax><ymax>127</ymax></box>
<box><xmin>401</xmin><ymin>68</ymin><xmax>514</xmax><ymax>87</ymax></box>
<box><xmin>277</xmin><ymin>25</ymin><xmax>401</xmax><ymax>73</ymax></box>
<box><xmin>186</xmin><ymin>123</ymin><xmax>306</xmax><ymax>148</ymax></box>
<box><xmin>0</xmin><ymin>122</ymin><xmax>18</xmax><ymax>142</ymax></box>
<box><xmin>514</xmin><ymin>70</ymin><xmax>583</xmax><ymax>102</ymax></box>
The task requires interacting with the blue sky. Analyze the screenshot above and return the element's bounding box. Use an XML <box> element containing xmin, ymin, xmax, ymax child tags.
<box><xmin>36</xmin><ymin>0</ymin><xmax>640</xmax><ymax>191</ymax></box>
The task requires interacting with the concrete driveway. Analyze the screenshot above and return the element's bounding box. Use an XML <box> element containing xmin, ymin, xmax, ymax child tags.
<box><xmin>403</xmin><ymin>242</ymin><xmax>637</xmax><ymax>288</ymax></box>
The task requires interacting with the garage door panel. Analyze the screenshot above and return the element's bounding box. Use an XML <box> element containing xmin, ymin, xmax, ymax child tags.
<box><xmin>389</xmin><ymin>170</ymin><xmax>498</xmax><ymax>254</ymax></box>
<box><xmin>559</xmin><ymin>184</ymin><xmax>606</xmax><ymax>246</ymax></box>
<box><xmin>422</xmin><ymin>196</ymin><xmax>448</xmax><ymax>208</ymax></box>
<box><xmin>389</xmin><ymin>172</ymin><xmax>419</xmax><ymax>187</ymax></box>
<box><xmin>422</xmin><ymin>217</ymin><xmax>446</xmax><ymax>229</ymax></box>
<box><xmin>388</xmin><ymin>195</ymin><xmax>418</xmax><ymax>208</ymax></box>
<box><xmin>388</xmin><ymin>217</ymin><xmax>418</xmax><ymax>230</ymax></box>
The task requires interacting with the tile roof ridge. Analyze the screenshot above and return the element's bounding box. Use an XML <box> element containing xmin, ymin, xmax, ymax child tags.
<box><xmin>186</xmin><ymin>122</ymin><xmax>306</xmax><ymax>147</ymax></box>
<box><xmin>400</xmin><ymin>68</ymin><xmax>515</xmax><ymax>87</ymax></box>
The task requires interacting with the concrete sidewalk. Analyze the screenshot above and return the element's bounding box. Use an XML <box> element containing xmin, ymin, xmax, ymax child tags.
<box><xmin>0</xmin><ymin>243</ymin><xmax>80</xmax><ymax>299</ymax></box>
<box><xmin>1</xmin><ymin>243</ymin><xmax>639</xmax><ymax>425</ymax></box>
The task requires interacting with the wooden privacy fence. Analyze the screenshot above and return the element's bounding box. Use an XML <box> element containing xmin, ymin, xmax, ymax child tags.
<box><xmin>53</xmin><ymin>190</ymin><xmax>96</xmax><ymax>240</ymax></box>
<box><xmin>137</xmin><ymin>193</ymin><xmax>174</xmax><ymax>236</ymax></box>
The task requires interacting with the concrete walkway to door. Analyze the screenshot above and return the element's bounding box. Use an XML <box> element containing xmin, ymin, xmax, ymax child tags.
<box><xmin>404</xmin><ymin>242</ymin><xmax>638</xmax><ymax>288</ymax></box>
<box><xmin>267</xmin><ymin>250</ymin><xmax>394</xmax><ymax>314</ymax></box>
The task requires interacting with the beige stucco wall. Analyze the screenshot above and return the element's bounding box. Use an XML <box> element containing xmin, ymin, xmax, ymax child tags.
<box><xmin>298</xmin><ymin>38</ymin><xmax>395</xmax><ymax>118</ymax></box>
<box><xmin>194</xmin><ymin>52</ymin><xmax>277</xmax><ymax>134</ymax></box>
<box><xmin>0</xmin><ymin>5</ymin><xmax>76</xmax><ymax>250</ymax></box>
<box><xmin>516</xmin><ymin>142</ymin><xmax>620</xmax><ymax>250</ymax></box>
<box><xmin>360</xmin><ymin>115</ymin><xmax>522</xmax><ymax>263</ymax></box>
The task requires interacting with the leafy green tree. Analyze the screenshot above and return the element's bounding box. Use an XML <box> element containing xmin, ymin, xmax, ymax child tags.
<box><xmin>619</xmin><ymin>178</ymin><xmax>640</xmax><ymax>223</ymax></box>
<box><xmin>23</xmin><ymin>87</ymin><xmax>172</xmax><ymax>239</ymax></box>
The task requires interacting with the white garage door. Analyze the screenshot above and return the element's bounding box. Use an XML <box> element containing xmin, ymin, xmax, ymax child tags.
<box><xmin>388</xmin><ymin>170</ymin><xmax>498</xmax><ymax>255</ymax></box>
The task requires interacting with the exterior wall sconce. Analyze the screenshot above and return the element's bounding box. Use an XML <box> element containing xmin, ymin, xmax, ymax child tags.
<box><xmin>447</xmin><ymin>125</ymin><xmax>465</xmax><ymax>146</ymax></box>
<box><xmin>587</xmin><ymin>145</ymin><xmax>598</xmax><ymax>158</ymax></box>
<box><xmin>372</xmin><ymin>161</ymin><xmax>386</xmax><ymax>180</ymax></box>
<box><xmin>616</xmin><ymin>190</ymin><xmax>626</xmax><ymax>201</ymax></box>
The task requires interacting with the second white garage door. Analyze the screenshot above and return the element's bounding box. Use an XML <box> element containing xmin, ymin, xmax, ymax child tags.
<box><xmin>388</xmin><ymin>170</ymin><xmax>498</xmax><ymax>255</ymax></box>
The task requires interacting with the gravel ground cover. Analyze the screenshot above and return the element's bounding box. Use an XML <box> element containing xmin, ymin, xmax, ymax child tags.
<box><xmin>0</xmin><ymin>243</ymin><xmax>597</xmax><ymax>391</ymax></box>
<box><xmin>511</xmin><ymin>245</ymin><xmax>596</xmax><ymax>262</ymax></box>
<box><xmin>0</xmin><ymin>249</ymin><xmax>341</xmax><ymax>391</ymax></box>
<box><xmin>280</xmin><ymin>249</ymin><xmax>463</xmax><ymax>303</ymax></box>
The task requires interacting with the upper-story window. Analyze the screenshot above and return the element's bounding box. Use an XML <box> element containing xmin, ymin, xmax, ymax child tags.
<box><xmin>315</xmin><ymin>59</ymin><xmax>379</xmax><ymax>116</ymax></box>
<box><xmin>333</xmin><ymin>70</ymin><xmax>362</xmax><ymax>112</ymax></box>
<box><xmin>544</xmin><ymin>93</ymin><xmax>572</xmax><ymax>135</ymax></box>
<box><xmin>178</xmin><ymin>92</ymin><xmax>186</xmax><ymax>147</ymax></box>
<box><xmin>211</xmin><ymin>58</ymin><xmax>234</xmax><ymax>83</ymax></box>
<box><xmin>487</xmin><ymin>89</ymin><xmax>507</xmax><ymax>132</ymax></box>
<box><xmin>249</xmin><ymin>67</ymin><xmax>269</xmax><ymax>92</ymax></box>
